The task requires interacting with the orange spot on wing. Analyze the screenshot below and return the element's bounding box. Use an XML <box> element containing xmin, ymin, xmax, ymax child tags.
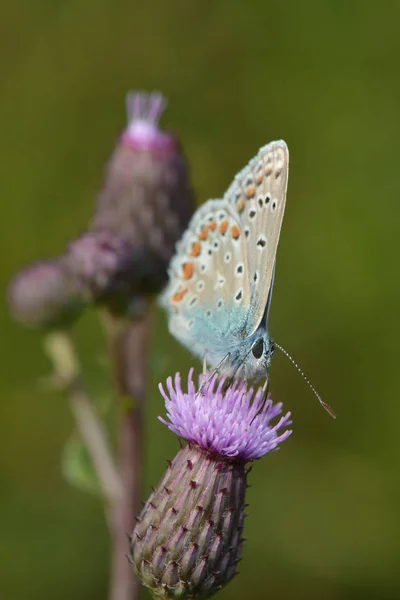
<box><xmin>171</xmin><ymin>288</ymin><xmax>188</xmax><ymax>303</ymax></box>
<box><xmin>256</xmin><ymin>174</ymin><xmax>263</xmax><ymax>185</ymax></box>
<box><xmin>265</xmin><ymin>167</ymin><xmax>273</xmax><ymax>176</ymax></box>
<box><xmin>190</xmin><ymin>242</ymin><xmax>201</xmax><ymax>257</ymax></box>
<box><xmin>236</xmin><ymin>198</ymin><xmax>245</xmax><ymax>213</ymax></box>
<box><xmin>219</xmin><ymin>220</ymin><xmax>229</xmax><ymax>235</ymax></box>
<box><xmin>182</xmin><ymin>262</ymin><xmax>194</xmax><ymax>280</ymax></box>
<box><xmin>231</xmin><ymin>225</ymin><xmax>240</xmax><ymax>239</ymax></box>
<box><xmin>199</xmin><ymin>226</ymin><xmax>208</xmax><ymax>241</ymax></box>
<box><xmin>246</xmin><ymin>185</ymin><xmax>256</xmax><ymax>198</ymax></box>
<box><xmin>208</xmin><ymin>221</ymin><xmax>216</xmax><ymax>231</ymax></box>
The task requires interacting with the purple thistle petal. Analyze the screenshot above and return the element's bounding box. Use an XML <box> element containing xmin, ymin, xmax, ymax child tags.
<box><xmin>147</xmin><ymin>92</ymin><xmax>168</xmax><ymax>125</ymax></box>
<box><xmin>122</xmin><ymin>90</ymin><xmax>173</xmax><ymax>152</ymax></box>
<box><xmin>126</xmin><ymin>91</ymin><xmax>146</xmax><ymax>122</ymax></box>
<box><xmin>158</xmin><ymin>371</ymin><xmax>292</xmax><ymax>462</ymax></box>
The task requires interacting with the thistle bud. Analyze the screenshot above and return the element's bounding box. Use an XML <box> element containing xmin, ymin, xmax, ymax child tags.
<box><xmin>7</xmin><ymin>260</ymin><xmax>82</xmax><ymax>329</ymax></box>
<box><xmin>130</xmin><ymin>371</ymin><xmax>292</xmax><ymax>599</ymax></box>
<box><xmin>90</xmin><ymin>91</ymin><xmax>195</xmax><ymax>295</ymax></box>
<box><xmin>62</xmin><ymin>230</ymin><xmax>151</xmax><ymax>315</ymax></box>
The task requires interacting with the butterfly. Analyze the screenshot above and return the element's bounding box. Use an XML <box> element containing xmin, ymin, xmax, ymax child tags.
<box><xmin>160</xmin><ymin>140</ymin><xmax>288</xmax><ymax>382</ymax></box>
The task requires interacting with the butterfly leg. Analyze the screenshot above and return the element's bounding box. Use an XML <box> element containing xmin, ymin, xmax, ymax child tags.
<box><xmin>250</xmin><ymin>376</ymin><xmax>270</xmax><ymax>425</ymax></box>
<box><xmin>196</xmin><ymin>352</ymin><xmax>231</xmax><ymax>397</ymax></box>
<box><xmin>229</xmin><ymin>355</ymin><xmax>247</xmax><ymax>382</ymax></box>
<box><xmin>220</xmin><ymin>360</ymin><xmax>246</xmax><ymax>394</ymax></box>
<box><xmin>260</xmin><ymin>370</ymin><xmax>271</xmax><ymax>404</ymax></box>
<box><xmin>202</xmin><ymin>350</ymin><xmax>208</xmax><ymax>374</ymax></box>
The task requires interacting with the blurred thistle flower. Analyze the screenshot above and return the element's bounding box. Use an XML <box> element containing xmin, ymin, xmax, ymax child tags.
<box><xmin>90</xmin><ymin>91</ymin><xmax>195</xmax><ymax>297</ymax></box>
<box><xmin>62</xmin><ymin>230</ymin><xmax>155</xmax><ymax>316</ymax></box>
<box><xmin>130</xmin><ymin>371</ymin><xmax>291</xmax><ymax>599</ymax></box>
<box><xmin>7</xmin><ymin>260</ymin><xmax>83</xmax><ymax>329</ymax></box>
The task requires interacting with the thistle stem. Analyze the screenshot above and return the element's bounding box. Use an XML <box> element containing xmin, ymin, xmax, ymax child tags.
<box><xmin>103</xmin><ymin>308</ymin><xmax>151</xmax><ymax>600</ymax></box>
<box><xmin>43</xmin><ymin>331</ymin><xmax>122</xmax><ymax>507</ymax></box>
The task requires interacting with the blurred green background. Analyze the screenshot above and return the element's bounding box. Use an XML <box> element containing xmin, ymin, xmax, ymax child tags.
<box><xmin>1</xmin><ymin>1</ymin><xmax>399</xmax><ymax>598</ymax></box>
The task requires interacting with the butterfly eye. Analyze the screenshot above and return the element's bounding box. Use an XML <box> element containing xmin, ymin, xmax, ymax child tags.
<box><xmin>251</xmin><ymin>338</ymin><xmax>264</xmax><ymax>359</ymax></box>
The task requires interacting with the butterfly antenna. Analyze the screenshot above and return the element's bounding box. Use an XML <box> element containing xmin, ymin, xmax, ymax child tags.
<box><xmin>273</xmin><ymin>341</ymin><xmax>336</xmax><ymax>419</ymax></box>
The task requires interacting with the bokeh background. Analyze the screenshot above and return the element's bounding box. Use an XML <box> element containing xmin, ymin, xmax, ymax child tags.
<box><xmin>1</xmin><ymin>1</ymin><xmax>399</xmax><ymax>598</ymax></box>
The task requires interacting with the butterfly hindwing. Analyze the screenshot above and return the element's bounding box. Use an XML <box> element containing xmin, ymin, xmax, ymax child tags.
<box><xmin>161</xmin><ymin>199</ymin><xmax>251</xmax><ymax>359</ymax></box>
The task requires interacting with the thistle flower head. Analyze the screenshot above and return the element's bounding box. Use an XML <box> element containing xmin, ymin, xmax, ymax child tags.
<box><xmin>130</xmin><ymin>371</ymin><xmax>292</xmax><ymax>599</ymax></box>
<box><xmin>159</xmin><ymin>370</ymin><xmax>292</xmax><ymax>461</ymax></box>
<box><xmin>90</xmin><ymin>90</ymin><xmax>195</xmax><ymax>297</ymax></box>
<box><xmin>62</xmin><ymin>230</ymin><xmax>136</xmax><ymax>304</ymax></box>
<box><xmin>131</xmin><ymin>443</ymin><xmax>246</xmax><ymax>600</ymax></box>
<box><xmin>7</xmin><ymin>260</ymin><xmax>82</xmax><ymax>329</ymax></box>
<box><xmin>122</xmin><ymin>91</ymin><xmax>174</xmax><ymax>153</ymax></box>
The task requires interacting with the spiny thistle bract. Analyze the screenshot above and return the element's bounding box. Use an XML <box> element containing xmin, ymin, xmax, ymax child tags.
<box><xmin>130</xmin><ymin>371</ymin><xmax>291</xmax><ymax>599</ymax></box>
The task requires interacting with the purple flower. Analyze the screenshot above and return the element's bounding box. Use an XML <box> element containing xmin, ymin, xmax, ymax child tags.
<box><xmin>159</xmin><ymin>369</ymin><xmax>292</xmax><ymax>461</ymax></box>
<box><xmin>121</xmin><ymin>91</ymin><xmax>174</xmax><ymax>153</ymax></box>
<box><xmin>91</xmin><ymin>90</ymin><xmax>195</xmax><ymax>296</ymax></box>
<box><xmin>130</xmin><ymin>372</ymin><xmax>292</xmax><ymax>598</ymax></box>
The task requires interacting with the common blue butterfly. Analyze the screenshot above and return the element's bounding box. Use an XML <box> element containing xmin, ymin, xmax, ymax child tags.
<box><xmin>160</xmin><ymin>140</ymin><xmax>288</xmax><ymax>382</ymax></box>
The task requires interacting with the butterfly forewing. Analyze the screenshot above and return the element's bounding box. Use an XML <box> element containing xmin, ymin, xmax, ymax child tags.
<box><xmin>223</xmin><ymin>140</ymin><xmax>288</xmax><ymax>335</ymax></box>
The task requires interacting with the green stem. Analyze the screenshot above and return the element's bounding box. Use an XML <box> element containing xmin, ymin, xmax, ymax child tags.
<box><xmin>102</xmin><ymin>308</ymin><xmax>151</xmax><ymax>600</ymax></box>
<box><xmin>43</xmin><ymin>331</ymin><xmax>122</xmax><ymax>507</ymax></box>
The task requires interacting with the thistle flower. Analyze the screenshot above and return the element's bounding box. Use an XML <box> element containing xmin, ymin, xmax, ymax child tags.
<box><xmin>130</xmin><ymin>371</ymin><xmax>291</xmax><ymax>599</ymax></box>
<box><xmin>7</xmin><ymin>260</ymin><xmax>82</xmax><ymax>329</ymax></box>
<box><xmin>90</xmin><ymin>91</ymin><xmax>195</xmax><ymax>296</ymax></box>
<box><xmin>62</xmin><ymin>230</ymin><xmax>153</xmax><ymax>315</ymax></box>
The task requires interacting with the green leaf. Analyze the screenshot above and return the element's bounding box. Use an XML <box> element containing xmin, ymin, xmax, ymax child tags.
<box><xmin>62</xmin><ymin>431</ymin><xmax>104</xmax><ymax>497</ymax></box>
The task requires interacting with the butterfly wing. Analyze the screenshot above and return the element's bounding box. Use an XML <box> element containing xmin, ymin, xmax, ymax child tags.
<box><xmin>223</xmin><ymin>140</ymin><xmax>288</xmax><ymax>335</ymax></box>
<box><xmin>160</xmin><ymin>199</ymin><xmax>251</xmax><ymax>362</ymax></box>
